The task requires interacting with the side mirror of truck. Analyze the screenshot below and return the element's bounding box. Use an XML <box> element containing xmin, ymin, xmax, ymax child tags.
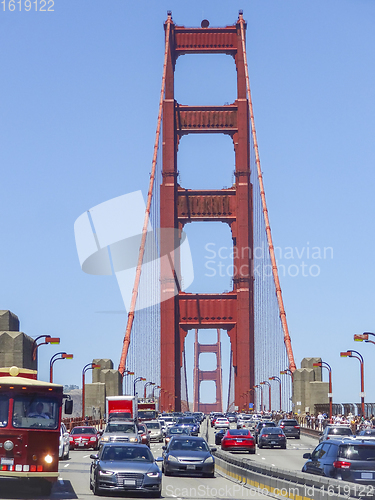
<box><xmin>64</xmin><ymin>399</ymin><xmax>73</xmax><ymax>415</ymax></box>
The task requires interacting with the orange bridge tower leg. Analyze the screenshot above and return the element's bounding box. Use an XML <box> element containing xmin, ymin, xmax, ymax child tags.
<box><xmin>193</xmin><ymin>329</ymin><xmax>223</xmax><ymax>413</ymax></box>
<box><xmin>160</xmin><ymin>13</ymin><xmax>254</xmax><ymax>412</ymax></box>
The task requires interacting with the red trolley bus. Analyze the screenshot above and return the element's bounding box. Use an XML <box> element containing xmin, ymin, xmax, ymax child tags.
<box><xmin>0</xmin><ymin>366</ymin><xmax>72</xmax><ymax>495</ymax></box>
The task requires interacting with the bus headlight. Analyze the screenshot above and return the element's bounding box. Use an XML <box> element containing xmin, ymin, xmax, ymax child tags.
<box><xmin>44</xmin><ymin>454</ymin><xmax>53</xmax><ymax>464</ymax></box>
<box><xmin>4</xmin><ymin>440</ymin><xmax>14</xmax><ymax>451</ymax></box>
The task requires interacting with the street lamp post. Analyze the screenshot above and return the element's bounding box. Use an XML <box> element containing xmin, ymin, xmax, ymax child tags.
<box><xmin>340</xmin><ymin>350</ymin><xmax>365</xmax><ymax>416</ymax></box>
<box><xmin>143</xmin><ymin>381</ymin><xmax>155</xmax><ymax>398</ymax></box>
<box><xmin>354</xmin><ymin>332</ymin><xmax>375</xmax><ymax>345</ymax></box>
<box><xmin>152</xmin><ymin>385</ymin><xmax>161</xmax><ymax>398</ymax></box>
<box><xmin>254</xmin><ymin>385</ymin><xmax>262</xmax><ymax>412</ymax></box>
<box><xmin>32</xmin><ymin>335</ymin><xmax>60</xmax><ymax>361</ymax></box>
<box><xmin>49</xmin><ymin>352</ymin><xmax>73</xmax><ymax>383</ymax></box>
<box><xmin>280</xmin><ymin>368</ymin><xmax>293</xmax><ymax>381</ymax></box>
<box><xmin>269</xmin><ymin>376</ymin><xmax>282</xmax><ymax>412</ymax></box>
<box><xmin>313</xmin><ymin>361</ymin><xmax>333</xmax><ymax>421</ymax></box>
<box><xmin>261</xmin><ymin>381</ymin><xmax>271</xmax><ymax>412</ymax></box>
<box><xmin>82</xmin><ymin>362</ymin><xmax>101</xmax><ymax>420</ymax></box>
<box><xmin>133</xmin><ymin>376</ymin><xmax>146</xmax><ymax>396</ymax></box>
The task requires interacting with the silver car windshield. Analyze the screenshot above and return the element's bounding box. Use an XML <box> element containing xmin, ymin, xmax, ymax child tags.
<box><xmin>146</xmin><ymin>422</ymin><xmax>160</xmax><ymax>429</ymax></box>
<box><xmin>102</xmin><ymin>446</ymin><xmax>153</xmax><ymax>462</ymax></box>
<box><xmin>106</xmin><ymin>423</ymin><xmax>137</xmax><ymax>433</ymax></box>
<box><xmin>170</xmin><ymin>439</ymin><xmax>209</xmax><ymax>452</ymax></box>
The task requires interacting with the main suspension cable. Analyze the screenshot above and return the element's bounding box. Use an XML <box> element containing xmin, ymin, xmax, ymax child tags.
<box><xmin>118</xmin><ymin>13</ymin><xmax>172</xmax><ymax>375</ymax></box>
<box><xmin>239</xmin><ymin>14</ymin><xmax>296</xmax><ymax>372</ymax></box>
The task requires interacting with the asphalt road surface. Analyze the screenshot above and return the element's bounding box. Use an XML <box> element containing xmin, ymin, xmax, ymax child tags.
<box><xmin>207</xmin><ymin>423</ymin><xmax>319</xmax><ymax>472</ymax></box>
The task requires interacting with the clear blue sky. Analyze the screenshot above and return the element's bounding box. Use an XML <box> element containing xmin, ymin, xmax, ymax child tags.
<box><xmin>1</xmin><ymin>0</ymin><xmax>374</xmax><ymax>408</ymax></box>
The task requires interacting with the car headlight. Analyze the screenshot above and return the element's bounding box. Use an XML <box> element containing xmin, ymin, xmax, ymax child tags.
<box><xmin>147</xmin><ymin>472</ymin><xmax>160</xmax><ymax>477</ymax></box>
<box><xmin>99</xmin><ymin>470</ymin><xmax>115</xmax><ymax>476</ymax></box>
<box><xmin>90</xmin><ymin>437</ymin><xmax>97</xmax><ymax>442</ymax></box>
<box><xmin>204</xmin><ymin>456</ymin><xmax>214</xmax><ymax>464</ymax></box>
<box><xmin>167</xmin><ymin>455</ymin><xmax>178</xmax><ymax>462</ymax></box>
<box><xmin>129</xmin><ymin>437</ymin><xmax>138</xmax><ymax>442</ymax></box>
<box><xmin>101</xmin><ymin>437</ymin><xmax>109</xmax><ymax>442</ymax></box>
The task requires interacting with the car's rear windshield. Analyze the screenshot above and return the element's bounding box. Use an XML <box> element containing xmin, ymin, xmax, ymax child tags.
<box><xmin>281</xmin><ymin>420</ymin><xmax>298</xmax><ymax>426</ymax></box>
<box><xmin>261</xmin><ymin>427</ymin><xmax>283</xmax><ymax>434</ymax></box>
<box><xmin>228</xmin><ymin>429</ymin><xmax>249</xmax><ymax>436</ymax></box>
<box><xmin>339</xmin><ymin>445</ymin><xmax>375</xmax><ymax>461</ymax></box>
<box><xmin>328</xmin><ymin>427</ymin><xmax>352</xmax><ymax>435</ymax></box>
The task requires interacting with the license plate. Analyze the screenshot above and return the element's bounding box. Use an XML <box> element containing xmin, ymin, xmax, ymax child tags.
<box><xmin>271</xmin><ymin>441</ymin><xmax>277</xmax><ymax>444</ymax></box>
<box><xmin>124</xmin><ymin>479</ymin><xmax>136</xmax><ymax>486</ymax></box>
<box><xmin>1</xmin><ymin>458</ymin><xmax>14</xmax><ymax>465</ymax></box>
<box><xmin>237</xmin><ymin>439</ymin><xmax>243</xmax><ymax>442</ymax></box>
<box><xmin>78</xmin><ymin>443</ymin><xmax>85</xmax><ymax>447</ymax></box>
<box><xmin>361</xmin><ymin>472</ymin><xmax>373</xmax><ymax>479</ymax></box>
<box><xmin>186</xmin><ymin>465</ymin><xmax>195</xmax><ymax>470</ymax></box>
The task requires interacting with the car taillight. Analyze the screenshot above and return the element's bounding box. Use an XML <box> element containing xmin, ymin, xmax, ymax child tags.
<box><xmin>278</xmin><ymin>434</ymin><xmax>284</xmax><ymax>437</ymax></box>
<box><xmin>294</xmin><ymin>426</ymin><xmax>300</xmax><ymax>429</ymax></box>
<box><xmin>263</xmin><ymin>434</ymin><xmax>269</xmax><ymax>437</ymax></box>
<box><xmin>280</xmin><ymin>425</ymin><xmax>284</xmax><ymax>428</ymax></box>
<box><xmin>333</xmin><ymin>461</ymin><xmax>351</xmax><ymax>469</ymax></box>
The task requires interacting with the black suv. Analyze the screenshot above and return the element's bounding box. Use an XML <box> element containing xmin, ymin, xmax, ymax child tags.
<box><xmin>302</xmin><ymin>438</ymin><xmax>375</xmax><ymax>484</ymax></box>
<box><xmin>278</xmin><ymin>419</ymin><xmax>300</xmax><ymax>439</ymax></box>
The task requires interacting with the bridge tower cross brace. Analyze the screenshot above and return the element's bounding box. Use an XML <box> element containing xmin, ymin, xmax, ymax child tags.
<box><xmin>160</xmin><ymin>13</ymin><xmax>254</xmax><ymax>412</ymax></box>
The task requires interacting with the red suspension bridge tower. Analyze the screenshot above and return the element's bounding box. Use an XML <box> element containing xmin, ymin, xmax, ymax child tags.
<box><xmin>160</xmin><ymin>13</ymin><xmax>254</xmax><ymax>412</ymax></box>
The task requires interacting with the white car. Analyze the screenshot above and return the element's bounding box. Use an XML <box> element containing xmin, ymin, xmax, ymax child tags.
<box><xmin>59</xmin><ymin>422</ymin><xmax>70</xmax><ymax>460</ymax></box>
<box><xmin>214</xmin><ymin>417</ymin><xmax>230</xmax><ymax>429</ymax></box>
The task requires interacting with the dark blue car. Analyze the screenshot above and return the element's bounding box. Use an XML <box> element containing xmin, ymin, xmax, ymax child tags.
<box><xmin>302</xmin><ymin>438</ymin><xmax>375</xmax><ymax>485</ymax></box>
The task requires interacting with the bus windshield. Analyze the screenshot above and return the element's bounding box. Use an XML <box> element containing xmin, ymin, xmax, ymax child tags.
<box><xmin>0</xmin><ymin>396</ymin><xmax>9</xmax><ymax>427</ymax></box>
<box><xmin>12</xmin><ymin>395</ymin><xmax>59</xmax><ymax>429</ymax></box>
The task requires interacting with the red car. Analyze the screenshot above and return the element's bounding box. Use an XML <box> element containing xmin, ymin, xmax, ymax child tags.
<box><xmin>221</xmin><ymin>428</ymin><xmax>256</xmax><ymax>454</ymax></box>
<box><xmin>69</xmin><ymin>426</ymin><xmax>99</xmax><ymax>450</ymax></box>
<box><xmin>138</xmin><ymin>422</ymin><xmax>151</xmax><ymax>447</ymax></box>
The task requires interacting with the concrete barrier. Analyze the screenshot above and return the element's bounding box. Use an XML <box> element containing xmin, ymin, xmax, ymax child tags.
<box><xmin>213</xmin><ymin>449</ymin><xmax>375</xmax><ymax>499</ymax></box>
<box><xmin>301</xmin><ymin>427</ymin><xmax>321</xmax><ymax>438</ymax></box>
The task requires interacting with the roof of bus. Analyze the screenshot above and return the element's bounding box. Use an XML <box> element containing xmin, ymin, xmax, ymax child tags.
<box><xmin>0</xmin><ymin>375</ymin><xmax>63</xmax><ymax>389</ymax></box>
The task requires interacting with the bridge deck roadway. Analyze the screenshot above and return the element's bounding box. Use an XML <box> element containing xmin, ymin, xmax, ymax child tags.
<box><xmin>0</xmin><ymin>422</ymin><xmax>319</xmax><ymax>499</ymax></box>
<box><xmin>206</xmin><ymin>421</ymin><xmax>318</xmax><ymax>472</ymax></box>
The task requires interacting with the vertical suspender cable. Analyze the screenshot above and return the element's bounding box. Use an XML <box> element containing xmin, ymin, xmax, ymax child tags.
<box><xmin>118</xmin><ymin>15</ymin><xmax>172</xmax><ymax>375</ymax></box>
<box><xmin>239</xmin><ymin>14</ymin><xmax>296</xmax><ymax>372</ymax></box>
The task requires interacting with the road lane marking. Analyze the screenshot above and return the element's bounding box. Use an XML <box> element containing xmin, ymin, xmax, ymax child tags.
<box><xmin>83</xmin><ymin>454</ymin><xmax>91</xmax><ymax>458</ymax></box>
<box><xmin>64</xmin><ymin>464</ymin><xmax>70</xmax><ymax>468</ymax></box>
